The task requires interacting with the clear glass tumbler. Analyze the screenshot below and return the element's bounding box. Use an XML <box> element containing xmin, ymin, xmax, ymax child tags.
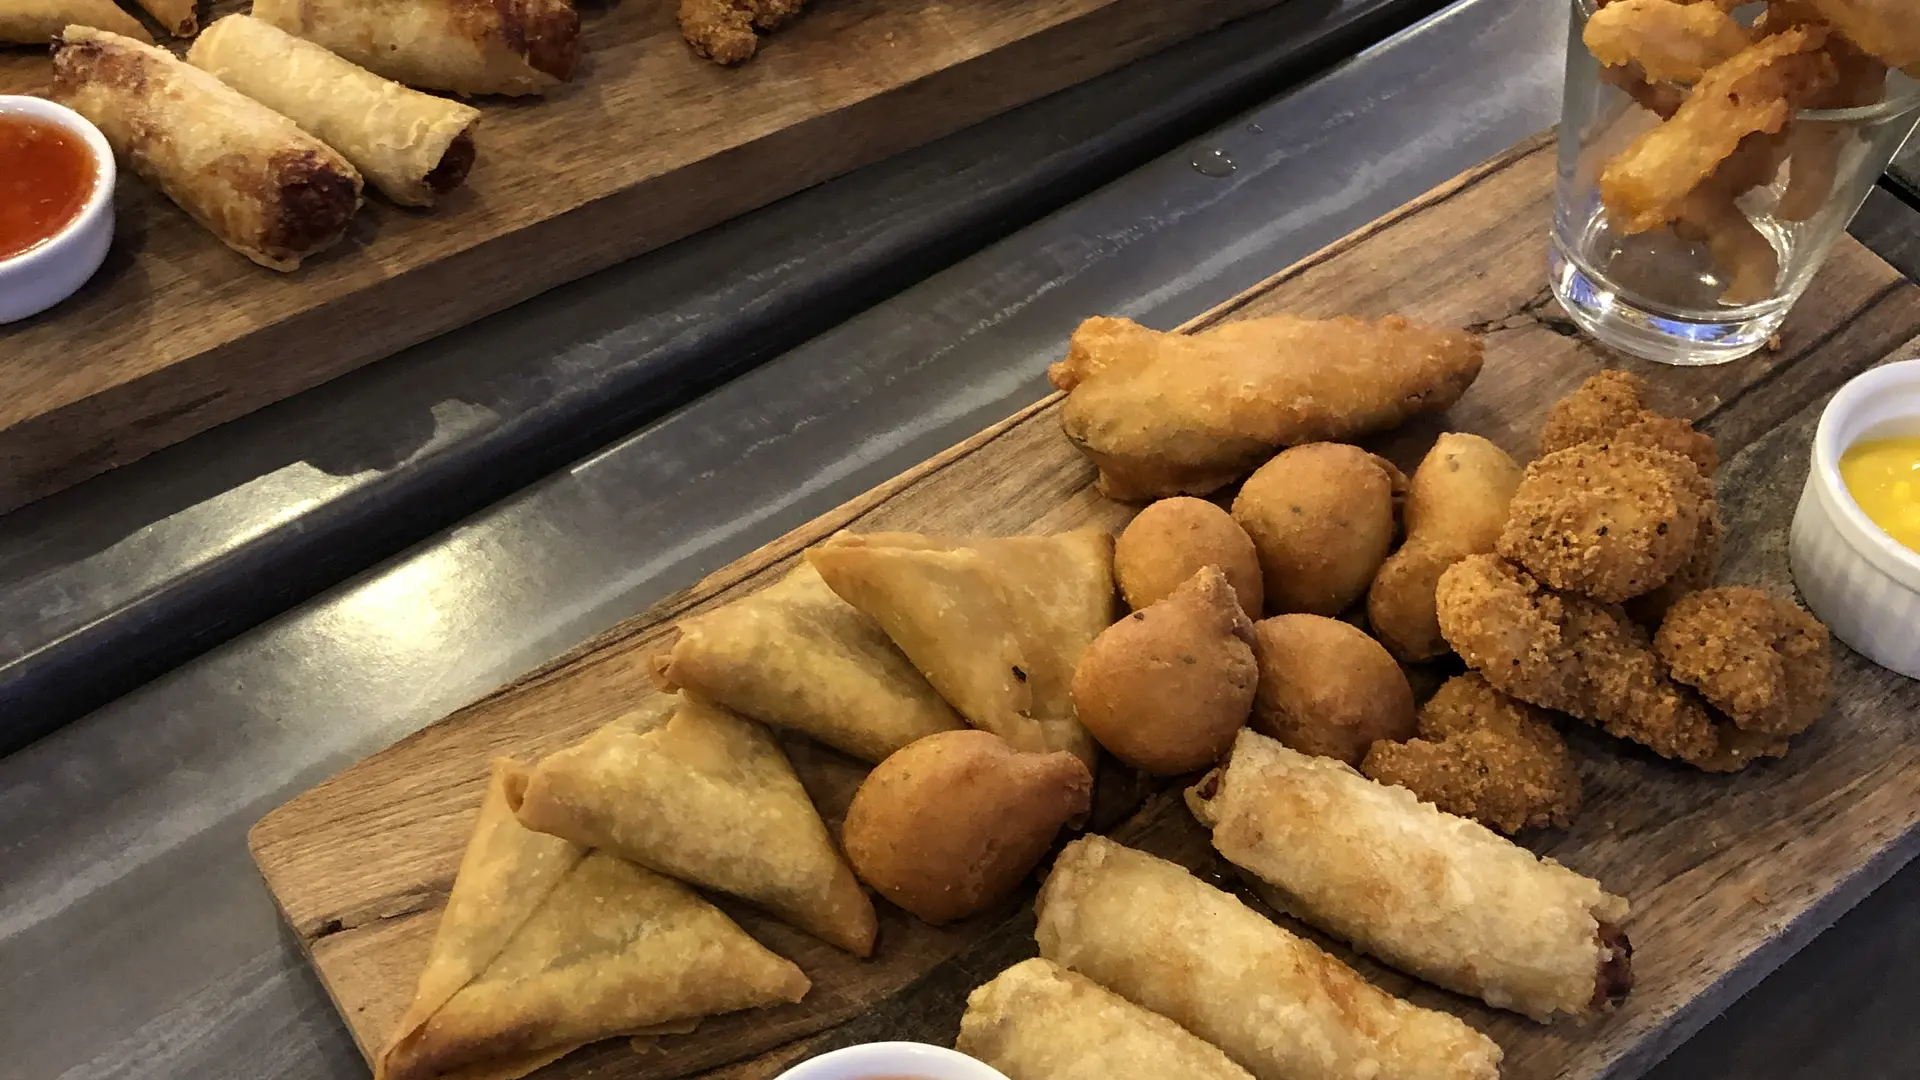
<box><xmin>1551</xmin><ymin>0</ymin><xmax>1920</xmax><ymax>366</ymax></box>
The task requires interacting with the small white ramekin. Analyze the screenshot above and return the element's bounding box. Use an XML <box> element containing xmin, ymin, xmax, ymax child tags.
<box><xmin>0</xmin><ymin>94</ymin><xmax>115</xmax><ymax>324</ymax></box>
<box><xmin>1789</xmin><ymin>358</ymin><xmax>1920</xmax><ymax>679</ymax></box>
<box><xmin>775</xmin><ymin>1042</ymin><xmax>1009</xmax><ymax>1080</ymax></box>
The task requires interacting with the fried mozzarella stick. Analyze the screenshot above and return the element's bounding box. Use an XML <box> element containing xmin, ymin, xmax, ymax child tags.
<box><xmin>1048</xmin><ymin>315</ymin><xmax>1484</xmax><ymax>501</ymax></box>
<box><xmin>957</xmin><ymin>958</ymin><xmax>1255</xmax><ymax>1080</ymax></box>
<box><xmin>1035</xmin><ymin>835</ymin><xmax>1503</xmax><ymax>1080</ymax></box>
<box><xmin>1601</xmin><ymin>27</ymin><xmax>1836</xmax><ymax>234</ymax></box>
<box><xmin>1189</xmin><ymin>730</ymin><xmax>1630</xmax><ymax>1022</ymax></box>
<box><xmin>0</xmin><ymin>0</ymin><xmax>150</xmax><ymax>43</ymax></box>
<box><xmin>51</xmin><ymin>27</ymin><xmax>362</xmax><ymax>271</ymax></box>
<box><xmin>253</xmin><ymin>0</ymin><xmax>578</xmax><ymax>97</ymax></box>
<box><xmin>189</xmin><ymin>16</ymin><xmax>480</xmax><ymax>207</ymax></box>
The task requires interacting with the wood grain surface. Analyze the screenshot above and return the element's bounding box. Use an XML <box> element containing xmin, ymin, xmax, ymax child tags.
<box><xmin>0</xmin><ymin>0</ymin><xmax>1276</xmax><ymax>513</ymax></box>
<box><xmin>250</xmin><ymin>135</ymin><xmax>1920</xmax><ymax>1080</ymax></box>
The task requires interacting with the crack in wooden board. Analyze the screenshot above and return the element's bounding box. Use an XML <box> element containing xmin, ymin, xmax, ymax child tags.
<box><xmin>250</xmin><ymin>136</ymin><xmax>1920</xmax><ymax>1080</ymax></box>
<box><xmin>0</xmin><ymin>0</ymin><xmax>1281</xmax><ymax>513</ymax></box>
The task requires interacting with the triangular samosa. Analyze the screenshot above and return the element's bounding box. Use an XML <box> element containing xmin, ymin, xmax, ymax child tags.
<box><xmin>515</xmin><ymin>694</ymin><xmax>878</xmax><ymax>956</ymax></box>
<box><xmin>379</xmin><ymin>761</ymin><xmax>808</xmax><ymax>1080</ymax></box>
<box><xmin>653</xmin><ymin>563</ymin><xmax>965</xmax><ymax>763</ymax></box>
<box><xmin>805</xmin><ymin>528</ymin><xmax>1113</xmax><ymax>771</ymax></box>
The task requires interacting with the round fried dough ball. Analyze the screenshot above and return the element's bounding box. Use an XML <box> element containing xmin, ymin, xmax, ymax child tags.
<box><xmin>1114</xmin><ymin>497</ymin><xmax>1263</xmax><ymax>618</ymax></box>
<box><xmin>843</xmin><ymin>730</ymin><xmax>1091</xmax><ymax>925</ymax></box>
<box><xmin>1071</xmin><ymin>566</ymin><xmax>1258</xmax><ymax>775</ymax></box>
<box><xmin>1231</xmin><ymin>443</ymin><xmax>1404</xmax><ymax>616</ymax></box>
<box><xmin>1250</xmin><ymin>613</ymin><xmax>1415</xmax><ymax>765</ymax></box>
<box><xmin>1654</xmin><ymin>586</ymin><xmax>1831</xmax><ymax>737</ymax></box>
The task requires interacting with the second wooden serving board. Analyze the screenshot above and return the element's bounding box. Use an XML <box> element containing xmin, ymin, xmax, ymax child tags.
<box><xmin>250</xmin><ymin>135</ymin><xmax>1920</xmax><ymax>1080</ymax></box>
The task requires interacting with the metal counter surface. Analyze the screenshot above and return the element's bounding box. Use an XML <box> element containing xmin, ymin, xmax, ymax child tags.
<box><xmin>4</xmin><ymin>1</ymin><xmax>1919</xmax><ymax>1079</ymax></box>
<box><xmin>0</xmin><ymin>0</ymin><xmax>1444</xmax><ymax>754</ymax></box>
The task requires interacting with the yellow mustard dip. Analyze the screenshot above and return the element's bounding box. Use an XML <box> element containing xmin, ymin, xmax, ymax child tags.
<box><xmin>1840</xmin><ymin>435</ymin><xmax>1920</xmax><ymax>554</ymax></box>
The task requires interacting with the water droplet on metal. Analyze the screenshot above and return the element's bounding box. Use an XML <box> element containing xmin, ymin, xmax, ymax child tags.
<box><xmin>1191</xmin><ymin>147</ymin><xmax>1236</xmax><ymax>178</ymax></box>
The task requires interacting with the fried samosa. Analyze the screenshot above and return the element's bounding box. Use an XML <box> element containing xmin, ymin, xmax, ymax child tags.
<box><xmin>806</xmin><ymin>529</ymin><xmax>1113</xmax><ymax>772</ymax></box>
<box><xmin>515</xmin><ymin>694</ymin><xmax>877</xmax><ymax>956</ymax></box>
<box><xmin>1047</xmin><ymin>315</ymin><xmax>1483</xmax><ymax>501</ymax></box>
<box><xmin>957</xmin><ymin>958</ymin><xmax>1256</xmax><ymax>1080</ymax></box>
<box><xmin>653</xmin><ymin>563</ymin><xmax>965</xmax><ymax>764</ymax></box>
<box><xmin>0</xmin><ymin>0</ymin><xmax>150</xmax><ymax>43</ymax></box>
<box><xmin>380</xmin><ymin>761</ymin><xmax>809</xmax><ymax>1080</ymax></box>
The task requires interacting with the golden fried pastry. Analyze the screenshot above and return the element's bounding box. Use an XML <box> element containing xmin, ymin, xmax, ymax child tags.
<box><xmin>653</xmin><ymin>562</ymin><xmax>964</xmax><ymax>764</ymax></box>
<box><xmin>957</xmin><ymin>958</ymin><xmax>1257</xmax><ymax>1080</ymax></box>
<box><xmin>1654</xmin><ymin>586</ymin><xmax>1831</xmax><ymax>737</ymax></box>
<box><xmin>1047</xmin><ymin>315</ymin><xmax>1482</xmax><ymax>501</ymax></box>
<box><xmin>1250</xmin><ymin>614</ymin><xmax>1416</xmax><ymax>766</ymax></box>
<box><xmin>1232</xmin><ymin>443</ymin><xmax>1406</xmax><ymax>616</ymax></box>
<box><xmin>1367</xmin><ymin>433</ymin><xmax>1524</xmax><ymax>661</ymax></box>
<box><xmin>808</xmin><ymin>528</ymin><xmax>1113</xmax><ymax>771</ymax></box>
<box><xmin>1071</xmin><ymin>566</ymin><xmax>1258</xmax><ymax>775</ymax></box>
<box><xmin>1600</xmin><ymin>27</ymin><xmax>1837</xmax><ymax>234</ymax></box>
<box><xmin>1114</xmin><ymin>497</ymin><xmax>1263</xmax><ymax>618</ymax></box>
<box><xmin>1361</xmin><ymin>673</ymin><xmax>1581</xmax><ymax>833</ymax></box>
<box><xmin>1436</xmin><ymin>555</ymin><xmax>1786</xmax><ymax>771</ymax></box>
<box><xmin>1189</xmin><ymin>731</ymin><xmax>1630</xmax><ymax>1022</ymax></box>
<box><xmin>515</xmin><ymin>695</ymin><xmax>878</xmax><ymax>955</ymax></box>
<box><xmin>843</xmin><ymin>730</ymin><xmax>1090</xmax><ymax>925</ymax></box>
<box><xmin>1036</xmin><ymin>835</ymin><xmax>1504</xmax><ymax>1080</ymax></box>
<box><xmin>1498</xmin><ymin>440</ymin><xmax>1712</xmax><ymax>603</ymax></box>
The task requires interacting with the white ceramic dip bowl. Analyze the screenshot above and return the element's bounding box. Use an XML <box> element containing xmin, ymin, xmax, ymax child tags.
<box><xmin>0</xmin><ymin>94</ymin><xmax>115</xmax><ymax>324</ymax></box>
<box><xmin>773</xmin><ymin>1041</ymin><xmax>1009</xmax><ymax>1080</ymax></box>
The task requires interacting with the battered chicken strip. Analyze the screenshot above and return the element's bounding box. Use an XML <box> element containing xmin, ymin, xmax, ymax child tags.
<box><xmin>1584</xmin><ymin>0</ymin><xmax>1751</xmax><ymax>84</ymax></box>
<box><xmin>1601</xmin><ymin>27</ymin><xmax>1836</xmax><ymax>234</ymax></box>
<box><xmin>1806</xmin><ymin>0</ymin><xmax>1920</xmax><ymax>69</ymax></box>
<box><xmin>1499</xmin><ymin>441</ymin><xmax>1714</xmax><ymax>603</ymax></box>
<box><xmin>1048</xmin><ymin>315</ymin><xmax>1484</xmax><ymax>502</ymax></box>
<box><xmin>1654</xmin><ymin>587</ymin><xmax>1831</xmax><ymax>737</ymax></box>
<box><xmin>1538</xmin><ymin>370</ymin><xmax>1718</xmax><ymax>474</ymax></box>
<box><xmin>1436</xmin><ymin>555</ymin><xmax>1786</xmax><ymax>772</ymax></box>
<box><xmin>1362</xmin><ymin>672</ymin><xmax>1581</xmax><ymax>833</ymax></box>
<box><xmin>679</xmin><ymin>0</ymin><xmax>806</xmax><ymax>65</ymax></box>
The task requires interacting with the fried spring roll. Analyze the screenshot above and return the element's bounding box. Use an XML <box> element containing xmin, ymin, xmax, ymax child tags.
<box><xmin>957</xmin><ymin>958</ymin><xmax>1255</xmax><ymax>1080</ymax></box>
<box><xmin>1035</xmin><ymin>835</ymin><xmax>1503</xmax><ymax>1080</ymax></box>
<box><xmin>1188</xmin><ymin>730</ymin><xmax>1632</xmax><ymax>1022</ymax></box>
<box><xmin>252</xmin><ymin>0</ymin><xmax>578</xmax><ymax>97</ymax></box>
<box><xmin>0</xmin><ymin>0</ymin><xmax>150</xmax><ymax>43</ymax></box>
<box><xmin>188</xmin><ymin>16</ymin><xmax>479</xmax><ymax>207</ymax></box>
<box><xmin>51</xmin><ymin>26</ymin><xmax>362</xmax><ymax>270</ymax></box>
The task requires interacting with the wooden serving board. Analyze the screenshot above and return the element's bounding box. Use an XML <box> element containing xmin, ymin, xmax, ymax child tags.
<box><xmin>251</xmin><ymin>134</ymin><xmax>1920</xmax><ymax>1080</ymax></box>
<box><xmin>0</xmin><ymin>0</ymin><xmax>1278</xmax><ymax>513</ymax></box>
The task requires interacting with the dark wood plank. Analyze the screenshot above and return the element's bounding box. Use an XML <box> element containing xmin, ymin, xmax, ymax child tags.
<box><xmin>0</xmin><ymin>0</ymin><xmax>1278</xmax><ymax>513</ymax></box>
<box><xmin>250</xmin><ymin>136</ymin><xmax>1920</xmax><ymax>1080</ymax></box>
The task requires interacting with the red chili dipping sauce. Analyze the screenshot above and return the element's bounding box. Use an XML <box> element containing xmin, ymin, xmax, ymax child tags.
<box><xmin>0</xmin><ymin>113</ymin><xmax>96</xmax><ymax>261</ymax></box>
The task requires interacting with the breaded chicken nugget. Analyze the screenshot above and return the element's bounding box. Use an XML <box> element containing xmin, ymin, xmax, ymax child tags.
<box><xmin>1499</xmin><ymin>441</ymin><xmax>1711</xmax><ymax>603</ymax></box>
<box><xmin>1436</xmin><ymin>555</ymin><xmax>1785</xmax><ymax>772</ymax></box>
<box><xmin>679</xmin><ymin>0</ymin><xmax>807</xmax><ymax>65</ymax></box>
<box><xmin>1654</xmin><ymin>587</ymin><xmax>1831</xmax><ymax>737</ymax></box>
<box><xmin>1538</xmin><ymin>370</ymin><xmax>1719</xmax><ymax>475</ymax></box>
<box><xmin>1362</xmin><ymin>673</ymin><xmax>1581</xmax><ymax>833</ymax></box>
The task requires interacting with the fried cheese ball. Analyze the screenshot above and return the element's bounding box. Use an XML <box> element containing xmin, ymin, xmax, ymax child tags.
<box><xmin>1114</xmin><ymin>497</ymin><xmax>1263</xmax><ymax>618</ymax></box>
<box><xmin>1249</xmin><ymin>613</ymin><xmax>1415</xmax><ymax>766</ymax></box>
<box><xmin>1362</xmin><ymin>673</ymin><xmax>1581</xmax><ymax>833</ymax></box>
<box><xmin>1654</xmin><ymin>586</ymin><xmax>1831</xmax><ymax>737</ymax></box>
<box><xmin>1232</xmin><ymin>443</ymin><xmax>1406</xmax><ymax>617</ymax></box>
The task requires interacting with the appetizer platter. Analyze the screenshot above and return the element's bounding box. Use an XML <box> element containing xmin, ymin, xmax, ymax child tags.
<box><xmin>251</xmin><ymin>134</ymin><xmax>1920</xmax><ymax>1080</ymax></box>
<box><xmin>0</xmin><ymin>0</ymin><xmax>1279</xmax><ymax>514</ymax></box>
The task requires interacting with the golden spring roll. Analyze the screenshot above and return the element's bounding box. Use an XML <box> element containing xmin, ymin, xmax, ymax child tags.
<box><xmin>1035</xmin><ymin>835</ymin><xmax>1502</xmax><ymax>1080</ymax></box>
<box><xmin>1187</xmin><ymin>730</ymin><xmax>1632</xmax><ymax>1022</ymax></box>
<box><xmin>251</xmin><ymin>0</ymin><xmax>578</xmax><ymax>97</ymax></box>
<box><xmin>0</xmin><ymin>0</ymin><xmax>149</xmax><ymax>43</ymax></box>
<box><xmin>653</xmin><ymin>563</ymin><xmax>965</xmax><ymax>764</ymax></box>
<box><xmin>188</xmin><ymin>16</ymin><xmax>479</xmax><ymax>207</ymax></box>
<box><xmin>957</xmin><ymin>958</ymin><xmax>1256</xmax><ymax>1080</ymax></box>
<box><xmin>516</xmin><ymin>694</ymin><xmax>878</xmax><ymax>956</ymax></box>
<box><xmin>51</xmin><ymin>26</ymin><xmax>362</xmax><ymax>270</ymax></box>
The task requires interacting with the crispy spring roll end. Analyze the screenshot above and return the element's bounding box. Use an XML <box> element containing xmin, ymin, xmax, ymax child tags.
<box><xmin>1594</xmin><ymin>922</ymin><xmax>1634</xmax><ymax>1013</ymax></box>
<box><xmin>425</xmin><ymin>129</ymin><xmax>477</xmax><ymax>195</ymax></box>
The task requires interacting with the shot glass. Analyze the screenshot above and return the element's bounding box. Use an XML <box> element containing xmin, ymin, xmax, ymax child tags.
<box><xmin>1550</xmin><ymin>0</ymin><xmax>1920</xmax><ymax>366</ymax></box>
